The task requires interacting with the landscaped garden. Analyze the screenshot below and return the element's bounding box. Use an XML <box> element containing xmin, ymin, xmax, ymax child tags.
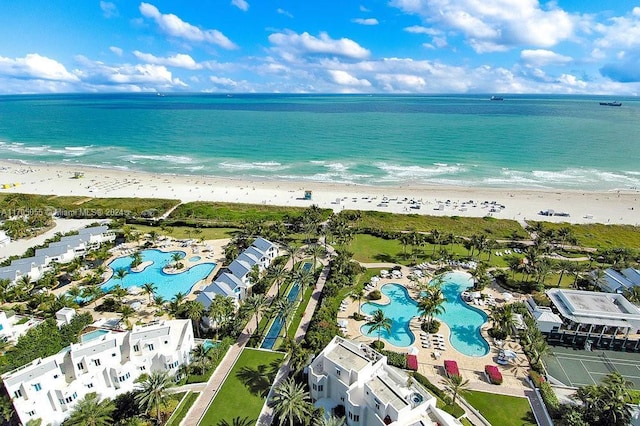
<box><xmin>200</xmin><ymin>348</ymin><xmax>284</xmax><ymax>425</ymax></box>
<box><xmin>462</xmin><ymin>390</ymin><xmax>536</xmax><ymax>426</ymax></box>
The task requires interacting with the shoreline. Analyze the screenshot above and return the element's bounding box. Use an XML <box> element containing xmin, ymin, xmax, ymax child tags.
<box><xmin>1</xmin><ymin>160</ymin><xmax>639</xmax><ymax>226</ymax></box>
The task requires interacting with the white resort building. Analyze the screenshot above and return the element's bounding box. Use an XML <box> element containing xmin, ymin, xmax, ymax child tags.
<box><xmin>1</xmin><ymin>319</ymin><xmax>194</xmax><ymax>426</ymax></box>
<box><xmin>0</xmin><ymin>225</ymin><xmax>115</xmax><ymax>284</ymax></box>
<box><xmin>308</xmin><ymin>336</ymin><xmax>461</xmax><ymax>426</ymax></box>
<box><xmin>196</xmin><ymin>237</ymin><xmax>278</xmax><ymax>307</ymax></box>
<box><xmin>539</xmin><ymin>289</ymin><xmax>640</xmax><ymax>350</ymax></box>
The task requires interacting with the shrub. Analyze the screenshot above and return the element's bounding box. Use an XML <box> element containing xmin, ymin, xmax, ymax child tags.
<box><xmin>529</xmin><ymin>370</ymin><xmax>545</xmax><ymax>388</ymax></box>
<box><xmin>421</xmin><ymin>320</ymin><xmax>441</xmax><ymax>333</ymax></box>
<box><xmin>368</xmin><ymin>290</ymin><xmax>382</xmax><ymax>300</ymax></box>
<box><xmin>488</xmin><ymin>327</ymin><xmax>508</xmax><ymax>340</ymax></box>
<box><xmin>411</xmin><ymin>372</ymin><xmax>465</xmax><ymax>418</ymax></box>
<box><xmin>352</xmin><ymin>312</ymin><xmax>365</xmax><ymax>321</ymax></box>
<box><xmin>539</xmin><ymin>381</ymin><xmax>560</xmax><ymax>416</ymax></box>
<box><xmin>380</xmin><ymin>350</ymin><xmax>407</xmax><ymax>369</ymax></box>
<box><xmin>371</xmin><ymin>340</ymin><xmax>385</xmax><ymax>351</ymax></box>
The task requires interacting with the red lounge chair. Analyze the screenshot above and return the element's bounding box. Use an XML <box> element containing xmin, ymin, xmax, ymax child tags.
<box><xmin>444</xmin><ymin>360</ymin><xmax>460</xmax><ymax>378</ymax></box>
<box><xmin>484</xmin><ymin>365</ymin><xmax>503</xmax><ymax>385</ymax></box>
<box><xmin>406</xmin><ymin>354</ymin><xmax>418</xmax><ymax>371</ymax></box>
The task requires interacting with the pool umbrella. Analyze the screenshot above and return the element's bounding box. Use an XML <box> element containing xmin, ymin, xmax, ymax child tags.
<box><xmin>502</xmin><ymin>292</ymin><xmax>513</xmax><ymax>301</ymax></box>
<box><xmin>408</xmin><ymin>346</ymin><xmax>419</xmax><ymax>355</ymax></box>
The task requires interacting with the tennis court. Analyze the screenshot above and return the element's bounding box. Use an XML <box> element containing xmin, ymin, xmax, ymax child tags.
<box><xmin>544</xmin><ymin>346</ymin><xmax>640</xmax><ymax>388</ymax></box>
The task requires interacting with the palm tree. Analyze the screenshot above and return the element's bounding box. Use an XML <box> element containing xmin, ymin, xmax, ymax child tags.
<box><xmin>64</xmin><ymin>392</ymin><xmax>115</xmax><ymax>426</ymax></box>
<box><xmin>271</xmin><ymin>297</ymin><xmax>296</xmax><ymax>338</ymax></box>
<box><xmin>270</xmin><ymin>377</ymin><xmax>312</xmax><ymax>426</ymax></box>
<box><xmin>441</xmin><ymin>374</ymin><xmax>469</xmax><ymax>406</ymax></box>
<box><xmin>208</xmin><ymin>295</ymin><xmax>235</xmax><ymax>340</ymax></box>
<box><xmin>349</xmin><ymin>289</ymin><xmax>366</xmax><ymax>313</ymax></box>
<box><xmin>314</xmin><ymin>416</ymin><xmax>345</xmax><ymax>426</ymax></box>
<box><xmin>183</xmin><ymin>300</ymin><xmax>205</xmax><ymax>337</ymax></box>
<box><xmin>418</xmin><ymin>286</ymin><xmax>446</xmax><ymax>330</ymax></box>
<box><xmin>589</xmin><ymin>268</ymin><xmax>608</xmax><ymax>291</ymax></box>
<box><xmin>243</xmin><ymin>294</ymin><xmax>267</xmax><ymax>334</ymax></box>
<box><xmin>119</xmin><ymin>305</ymin><xmax>136</xmax><ymax>329</ymax></box>
<box><xmin>217</xmin><ymin>417</ymin><xmax>255</xmax><ymax>426</ymax></box>
<box><xmin>306</xmin><ymin>243</ymin><xmax>324</xmax><ymax>267</ymax></box>
<box><xmin>114</xmin><ymin>267</ymin><xmax>128</xmax><ymax>284</ymax></box>
<box><xmin>623</xmin><ymin>286</ymin><xmax>640</xmax><ymax>304</ymax></box>
<box><xmin>555</xmin><ymin>260</ymin><xmax>573</xmax><ymax>287</ymax></box>
<box><xmin>142</xmin><ymin>282</ymin><xmax>157</xmax><ymax>304</ymax></box>
<box><xmin>170</xmin><ymin>252</ymin><xmax>184</xmax><ymax>269</ymax></box>
<box><xmin>135</xmin><ymin>371</ymin><xmax>175</xmax><ymax>425</ymax></box>
<box><xmin>130</xmin><ymin>251</ymin><xmax>143</xmax><ymax>269</ymax></box>
<box><xmin>168</xmin><ymin>292</ymin><xmax>186</xmax><ymax>317</ymax></box>
<box><xmin>366</xmin><ymin>309</ymin><xmax>392</xmax><ymax>344</ymax></box>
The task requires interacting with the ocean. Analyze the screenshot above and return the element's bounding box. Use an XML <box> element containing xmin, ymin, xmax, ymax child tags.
<box><xmin>0</xmin><ymin>93</ymin><xmax>638</xmax><ymax>191</ymax></box>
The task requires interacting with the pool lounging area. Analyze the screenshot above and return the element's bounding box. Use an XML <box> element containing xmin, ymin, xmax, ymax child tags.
<box><xmin>360</xmin><ymin>271</ymin><xmax>490</xmax><ymax>357</ymax></box>
<box><xmin>102</xmin><ymin>249</ymin><xmax>216</xmax><ymax>300</ymax></box>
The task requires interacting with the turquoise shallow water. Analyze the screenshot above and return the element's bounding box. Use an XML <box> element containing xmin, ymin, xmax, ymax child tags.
<box><xmin>0</xmin><ymin>93</ymin><xmax>638</xmax><ymax>190</ymax></box>
<box><xmin>361</xmin><ymin>272</ymin><xmax>489</xmax><ymax>357</ymax></box>
<box><xmin>102</xmin><ymin>249</ymin><xmax>216</xmax><ymax>300</ymax></box>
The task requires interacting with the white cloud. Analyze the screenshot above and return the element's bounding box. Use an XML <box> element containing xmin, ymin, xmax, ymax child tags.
<box><xmin>404</xmin><ymin>25</ymin><xmax>441</xmax><ymax>36</ymax></box>
<box><xmin>110</xmin><ymin>46</ymin><xmax>123</xmax><ymax>56</ymax></box>
<box><xmin>352</xmin><ymin>18</ymin><xmax>379</xmax><ymax>26</ymax></box>
<box><xmin>74</xmin><ymin>55</ymin><xmax>179</xmax><ymax>88</ymax></box>
<box><xmin>520</xmin><ymin>49</ymin><xmax>572</xmax><ymax>67</ymax></box>
<box><xmin>268</xmin><ymin>31</ymin><xmax>371</xmax><ymax>60</ymax></box>
<box><xmin>100</xmin><ymin>1</ymin><xmax>118</xmax><ymax>18</ymax></box>
<box><xmin>210</xmin><ymin>76</ymin><xmax>238</xmax><ymax>87</ymax></box>
<box><xmin>594</xmin><ymin>7</ymin><xmax>640</xmax><ymax>50</ymax></box>
<box><xmin>328</xmin><ymin>70</ymin><xmax>371</xmax><ymax>87</ymax></box>
<box><xmin>390</xmin><ymin>0</ymin><xmax>577</xmax><ymax>53</ymax></box>
<box><xmin>0</xmin><ymin>53</ymin><xmax>79</xmax><ymax>82</ymax></box>
<box><xmin>139</xmin><ymin>2</ymin><xmax>238</xmax><ymax>49</ymax></box>
<box><xmin>133</xmin><ymin>51</ymin><xmax>202</xmax><ymax>70</ymax></box>
<box><xmin>276</xmin><ymin>8</ymin><xmax>293</xmax><ymax>18</ymax></box>
<box><xmin>231</xmin><ymin>0</ymin><xmax>249</xmax><ymax>11</ymax></box>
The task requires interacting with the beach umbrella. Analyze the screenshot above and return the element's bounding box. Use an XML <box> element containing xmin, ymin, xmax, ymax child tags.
<box><xmin>502</xmin><ymin>292</ymin><xmax>513</xmax><ymax>301</ymax></box>
<box><xmin>408</xmin><ymin>346</ymin><xmax>419</xmax><ymax>355</ymax></box>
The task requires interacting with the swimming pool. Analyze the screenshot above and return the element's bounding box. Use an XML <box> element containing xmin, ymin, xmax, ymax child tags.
<box><xmin>189</xmin><ymin>256</ymin><xmax>201</xmax><ymax>262</ymax></box>
<box><xmin>80</xmin><ymin>329</ymin><xmax>110</xmax><ymax>343</ymax></box>
<box><xmin>360</xmin><ymin>271</ymin><xmax>489</xmax><ymax>356</ymax></box>
<box><xmin>102</xmin><ymin>249</ymin><xmax>216</xmax><ymax>300</ymax></box>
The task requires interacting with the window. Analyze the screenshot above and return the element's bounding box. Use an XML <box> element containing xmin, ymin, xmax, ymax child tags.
<box><xmin>164</xmin><ymin>340</ymin><xmax>168</xmax><ymax>344</ymax></box>
<box><xmin>93</xmin><ymin>359</ymin><xmax>101</xmax><ymax>366</ymax></box>
<box><xmin>53</xmin><ymin>374</ymin><xmax>59</xmax><ymax>379</ymax></box>
<box><xmin>139</xmin><ymin>365</ymin><xmax>146</xmax><ymax>371</ymax></box>
<box><xmin>133</xmin><ymin>344</ymin><xmax>140</xmax><ymax>352</ymax></box>
<box><xmin>312</xmin><ymin>384</ymin><xmax>317</xmax><ymax>391</ymax></box>
<box><xmin>318</xmin><ymin>385</ymin><xmax>323</xmax><ymax>391</ymax></box>
<box><xmin>112</xmin><ymin>353</ymin><xmax>116</xmax><ymax>357</ymax></box>
<box><xmin>13</xmin><ymin>389</ymin><xmax>22</xmax><ymax>398</ymax></box>
<box><xmin>336</xmin><ymin>368</ymin><xmax>341</xmax><ymax>376</ymax></box>
<box><xmin>86</xmin><ymin>383</ymin><xmax>94</xmax><ymax>389</ymax></box>
<box><xmin>118</xmin><ymin>372</ymin><xmax>131</xmax><ymax>382</ymax></box>
<box><xmin>148</xmin><ymin>343</ymin><xmax>155</xmax><ymax>351</ymax></box>
<box><xmin>348</xmin><ymin>413</ymin><xmax>360</xmax><ymax>422</ymax></box>
<box><xmin>340</xmin><ymin>397</ymin><xmax>345</xmax><ymax>402</ymax></box>
<box><xmin>27</xmin><ymin>410</ymin><xmax>36</xmax><ymax>416</ymax></box>
<box><xmin>77</xmin><ymin>362</ymin><xmax>85</xmax><ymax>370</ymax></box>
<box><xmin>33</xmin><ymin>383</ymin><xmax>41</xmax><ymax>391</ymax></box>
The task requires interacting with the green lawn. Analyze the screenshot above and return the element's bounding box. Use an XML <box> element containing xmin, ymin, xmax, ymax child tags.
<box><xmin>166</xmin><ymin>391</ymin><xmax>198</xmax><ymax>426</ymax></box>
<box><xmin>130</xmin><ymin>224</ymin><xmax>237</xmax><ymax>240</ymax></box>
<box><xmin>200</xmin><ymin>348</ymin><xmax>284</xmax><ymax>426</ymax></box>
<box><xmin>462</xmin><ymin>390</ymin><xmax>536</xmax><ymax>426</ymax></box>
<box><xmin>528</xmin><ymin>221</ymin><xmax>640</xmax><ymax>250</ymax></box>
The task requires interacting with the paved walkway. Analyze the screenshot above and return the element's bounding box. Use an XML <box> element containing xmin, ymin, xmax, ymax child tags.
<box><xmin>181</xmin><ymin>258</ymin><xmax>286</xmax><ymax>426</ymax></box>
<box><xmin>257</xmin><ymin>248</ymin><xmax>332</xmax><ymax>425</ymax></box>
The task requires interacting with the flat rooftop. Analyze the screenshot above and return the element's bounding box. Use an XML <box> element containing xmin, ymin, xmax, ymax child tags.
<box><xmin>325</xmin><ymin>342</ymin><xmax>370</xmax><ymax>372</ymax></box>
<box><xmin>547</xmin><ymin>289</ymin><xmax>640</xmax><ymax>328</ymax></box>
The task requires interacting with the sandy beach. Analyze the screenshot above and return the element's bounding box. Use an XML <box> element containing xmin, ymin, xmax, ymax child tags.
<box><xmin>1</xmin><ymin>160</ymin><xmax>639</xmax><ymax>225</ymax></box>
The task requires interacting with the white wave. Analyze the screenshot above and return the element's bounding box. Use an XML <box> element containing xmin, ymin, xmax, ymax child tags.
<box><xmin>0</xmin><ymin>142</ymin><xmax>95</xmax><ymax>157</ymax></box>
<box><xmin>375</xmin><ymin>162</ymin><xmax>465</xmax><ymax>182</ymax></box>
<box><xmin>186</xmin><ymin>165</ymin><xmax>205</xmax><ymax>171</ymax></box>
<box><xmin>123</xmin><ymin>154</ymin><xmax>194</xmax><ymax>164</ymax></box>
<box><xmin>218</xmin><ymin>161</ymin><xmax>288</xmax><ymax>171</ymax></box>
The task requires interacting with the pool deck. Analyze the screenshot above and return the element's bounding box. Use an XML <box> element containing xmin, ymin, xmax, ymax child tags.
<box><xmin>56</xmin><ymin>237</ymin><xmax>227</xmax><ymax>325</ymax></box>
<box><xmin>338</xmin><ymin>264</ymin><xmax>531</xmax><ymax>396</ymax></box>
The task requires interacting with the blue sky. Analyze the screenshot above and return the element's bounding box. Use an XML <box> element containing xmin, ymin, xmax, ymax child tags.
<box><xmin>0</xmin><ymin>0</ymin><xmax>639</xmax><ymax>94</ymax></box>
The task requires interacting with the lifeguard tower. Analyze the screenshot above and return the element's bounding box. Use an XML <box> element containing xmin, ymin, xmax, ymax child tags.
<box><xmin>304</xmin><ymin>190</ymin><xmax>312</xmax><ymax>200</ymax></box>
